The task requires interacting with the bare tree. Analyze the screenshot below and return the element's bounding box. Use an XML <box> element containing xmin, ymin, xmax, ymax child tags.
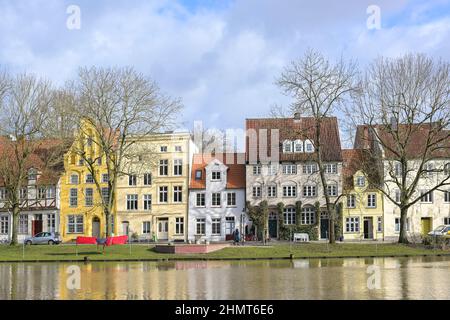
<box><xmin>0</xmin><ymin>73</ymin><xmax>53</xmax><ymax>245</ymax></box>
<box><xmin>70</xmin><ymin>66</ymin><xmax>183</xmax><ymax>237</ymax></box>
<box><xmin>344</xmin><ymin>53</ymin><xmax>450</xmax><ymax>244</ymax></box>
<box><xmin>277</xmin><ymin>49</ymin><xmax>358</xmax><ymax>243</ymax></box>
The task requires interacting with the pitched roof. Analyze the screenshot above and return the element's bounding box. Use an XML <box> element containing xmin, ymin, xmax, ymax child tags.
<box><xmin>245</xmin><ymin>117</ymin><xmax>342</xmax><ymax>163</ymax></box>
<box><xmin>190</xmin><ymin>153</ymin><xmax>246</xmax><ymax>189</ymax></box>
<box><xmin>355</xmin><ymin>123</ymin><xmax>450</xmax><ymax>159</ymax></box>
<box><xmin>342</xmin><ymin>148</ymin><xmax>382</xmax><ymax>191</ymax></box>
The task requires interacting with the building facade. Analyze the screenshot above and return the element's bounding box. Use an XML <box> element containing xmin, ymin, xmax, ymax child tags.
<box><xmin>116</xmin><ymin>132</ymin><xmax>193</xmax><ymax>242</ymax></box>
<box><xmin>188</xmin><ymin>153</ymin><xmax>248</xmax><ymax>242</ymax></box>
<box><xmin>245</xmin><ymin>116</ymin><xmax>343</xmax><ymax>240</ymax></box>
<box><xmin>341</xmin><ymin>149</ymin><xmax>384</xmax><ymax>241</ymax></box>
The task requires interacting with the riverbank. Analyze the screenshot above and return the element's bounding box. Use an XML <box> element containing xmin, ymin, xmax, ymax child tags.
<box><xmin>0</xmin><ymin>243</ymin><xmax>449</xmax><ymax>263</ymax></box>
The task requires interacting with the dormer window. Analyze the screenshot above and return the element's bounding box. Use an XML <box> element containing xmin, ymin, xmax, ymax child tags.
<box><xmin>356</xmin><ymin>176</ymin><xmax>365</xmax><ymax>187</ymax></box>
<box><xmin>28</xmin><ymin>169</ymin><xmax>37</xmax><ymax>181</ymax></box>
<box><xmin>195</xmin><ymin>170</ymin><xmax>202</xmax><ymax>180</ymax></box>
<box><xmin>294</xmin><ymin>140</ymin><xmax>303</xmax><ymax>153</ymax></box>
<box><xmin>283</xmin><ymin>140</ymin><xmax>293</xmax><ymax>153</ymax></box>
<box><xmin>305</xmin><ymin>140</ymin><xmax>314</xmax><ymax>153</ymax></box>
<box><xmin>70</xmin><ymin>174</ymin><xmax>79</xmax><ymax>185</ymax></box>
<box><xmin>212</xmin><ymin>171</ymin><xmax>221</xmax><ymax>181</ymax></box>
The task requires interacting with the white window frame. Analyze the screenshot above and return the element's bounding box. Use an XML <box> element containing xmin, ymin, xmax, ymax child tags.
<box><xmin>143</xmin><ymin>194</ymin><xmax>152</xmax><ymax>211</ymax></box>
<box><xmin>367</xmin><ymin>193</ymin><xmax>376</xmax><ymax>208</ymax></box>
<box><xmin>196</xmin><ymin>193</ymin><xmax>206</xmax><ymax>207</ymax></box>
<box><xmin>159</xmin><ymin>186</ymin><xmax>168</xmax><ymax>203</ymax></box>
<box><xmin>212</xmin><ymin>193</ymin><xmax>221</xmax><ymax>207</ymax></box>
<box><xmin>127</xmin><ymin>194</ymin><xmax>138</xmax><ymax>210</ymax></box>
<box><xmin>267</xmin><ymin>185</ymin><xmax>277</xmax><ymax>198</ymax></box>
<box><xmin>301</xmin><ymin>206</ymin><xmax>315</xmax><ymax>225</ymax></box>
<box><xmin>173</xmin><ymin>186</ymin><xmax>183</xmax><ymax>203</ymax></box>
<box><xmin>174</xmin><ymin>159</ymin><xmax>183</xmax><ymax>176</ymax></box>
<box><xmin>283</xmin><ymin>164</ymin><xmax>297</xmax><ymax>175</ymax></box>
<box><xmin>303</xmin><ymin>185</ymin><xmax>316</xmax><ymax>198</ymax></box>
<box><xmin>347</xmin><ymin>194</ymin><xmax>356</xmax><ymax>208</ymax></box>
<box><xmin>227</xmin><ymin>192</ymin><xmax>236</xmax><ymax>207</ymax></box>
<box><xmin>283</xmin><ymin>185</ymin><xmax>297</xmax><ymax>198</ymax></box>
<box><xmin>284</xmin><ymin>207</ymin><xmax>296</xmax><ymax>225</ymax></box>
<box><xmin>345</xmin><ymin>217</ymin><xmax>360</xmax><ymax>233</ymax></box>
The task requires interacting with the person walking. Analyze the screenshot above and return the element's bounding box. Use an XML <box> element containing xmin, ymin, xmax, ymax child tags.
<box><xmin>234</xmin><ymin>228</ymin><xmax>240</xmax><ymax>245</ymax></box>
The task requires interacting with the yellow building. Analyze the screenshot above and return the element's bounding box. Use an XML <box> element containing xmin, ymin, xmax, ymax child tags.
<box><xmin>60</xmin><ymin>119</ymin><xmax>117</xmax><ymax>242</ymax></box>
<box><xmin>116</xmin><ymin>132</ymin><xmax>192</xmax><ymax>242</ymax></box>
<box><xmin>341</xmin><ymin>150</ymin><xmax>384</xmax><ymax>241</ymax></box>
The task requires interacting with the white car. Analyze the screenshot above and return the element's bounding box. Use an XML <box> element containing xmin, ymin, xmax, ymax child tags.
<box><xmin>428</xmin><ymin>225</ymin><xmax>450</xmax><ymax>238</ymax></box>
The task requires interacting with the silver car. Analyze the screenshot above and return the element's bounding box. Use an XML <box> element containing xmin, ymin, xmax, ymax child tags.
<box><xmin>428</xmin><ymin>225</ymin><xmax>450</xmax><ymax>237</ymax></box>
<box><xmin>24</xmin><ymin>232</ymin><xmax>61</xmax><ymax>245</ymax></box>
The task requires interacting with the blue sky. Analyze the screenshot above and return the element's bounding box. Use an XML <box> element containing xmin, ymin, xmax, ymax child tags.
<box><xmin>1</xmin><ymin>0</ymin><xmax>449</xmax><ymax>139</ymax></box>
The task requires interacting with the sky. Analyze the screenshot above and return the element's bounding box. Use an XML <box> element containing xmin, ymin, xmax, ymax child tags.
<box><xmin>1</xmin><ymin>0</ymin><xmax>450</xmax><ymax>141</ymax></box>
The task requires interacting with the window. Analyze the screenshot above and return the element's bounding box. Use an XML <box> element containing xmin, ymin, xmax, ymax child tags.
<box><xmin>424</xmin><ymin>162</ymin><xmax>434</xmax><ymax>176</ymax></box>
<box><xmin>28</xmin><ymin>170</ymin><xmax>37</xmax><ymax>180</ymax></box>
<box><xmin>128</xmin><ymin>175</ymin><xmax>137</xmax><ymax>186</ymax></box>
<box><xmin>252</xmin><ymin>185</ymin><xmax>262</xmax><ymax>198</ymax></box>
<box><xmin>127</xmin><ymin>194</ymin><xmax>138</xmax><ymax>210</ymax></box>
<box><xmin>97</xmin><ymin>157</ymin><xmax>102</xmax><ymax>165</ymax></box>
<box><xmin>420</xmin><ymin>190</ymin><xmax>433</xmax><ymax>203</ymax></box>
<box><xmin>0</xmin><ymin>188</ymin><xmax>6</xmax><ymax>200</ymax></box>
<box><xmin>159</xmin><ymin>186</ymin><xmax>168</xmax><ymax>203</ymax></box>
<box><xmin>0</xmin><ymin>216</ymin><xmax>9</xmax><ymax>234</ymax></box>
<box><xmin>69</xmin><ymin>188</ymin><xmax>78</xmax><ymax>207</ymax></box>
<box><xmin>212</xmin><ymin>218</ymin><xmax>221</xmax><ymax>235</ymax></box>
<box><xmin>394</xmin><ymin>162</ymin><xmax>402</xmax><ymax>177</ymax></box>
<box><xmin>175</xmin><ymin>217</ymin><xmax>184</xmax><ymax>234</ymax></box>
<box><xmin>38</xmin><ymin>187</ymin><xmax>46</xmax><ymax>200</ymax></box>
<box><xmin>212</xmin><ymin>193</ymin><xmax>221</xmax><ymax>207</ymax></box>
<box><xmin>345</xmin><ymin>217</ymin><xmax>360</xmax><ymax>233</ymax></box>
<box><xmin>283</xmin><ymin>140</ymin><xmax>292</xmax><ymax>153</ymax></box>
<box><xmin>367</xmin><ymin>194</ymin><xmax>376</xmax><ymax>208</ymax></box>
<box><xmin>70</xmin><ymin>174</ymin><xmax>79</xmax><ymax>185</ymax></box>
<box><xmin>294</xmin><ymin>140</ymin><xmax>303</xmax><ymax>153</ymax></box>
<box><xmin>283</xmin><ymin>164</ymin><xmax>297</xmax><ymax>175</ymax></box>
<box><xmin>327</xmin><ymin>184</ymin><xmax>338</xmax><ymax>197</ymax></box>
<box><xmin>196</xmin><ymin>193</ymin><xmax>205</xmax><ymax>207</ymax></box>
<box><xmin>444</xmin><ymin>163</ymin><xmax>450</xmax><ymax>176</ymax></box>
<box><xmin>101</xmin><ymin>187</ymin><xmax>109</xmax><ymax>204</ymax></box>
<box><xmin>284</xmin><ymin>207</ymin><xmax>296</xmax><ymax>225</ymax></box>
<box><xmin>444</xmin><ymin>190</ymin><xmax>450</xmax><ymax>203</ymax></box>
<box><xmin>301</xmin><ymin>206</ymin><xmax>316</xmax><ymax>225</ymax></box>
<box><xmin>174</xmin><ymin>159</ymin><xmax>183</xmax><ymax>176</ymax></box>
<box><xmin>196</xmin><ymin>218</ymin><xmax>206</xmax><ymax>235</ymax></box>
<box><xmin>143</xmin><ymin>194</ymin><xmax>152</xmax><ymax>210</ymax></box>
<box><xmin>85</xmin><ymin>174</ymin><xmax>94</xmax><ymax>184</ymax></box>
<box><xmin>160</xmin><ymin>146</ymin><xmax>168</xmax><ymax>152</ymax></box>
<box><xmin>212</xmin><ymin>171</ymin><xmax>221</xmax><ymax>181</ymax></box>
<box><xmin>253</xmin><ymin>165</ymin><xmax>261</xmax><ymax>175</ymax></box>
<box><xmin>143</xmin><ymin>173</ymin><xmax>152</xmax><ymax>186</ymax></box>
<box><xmin>195</xmin><ymin>170</ymin><xmax>202</xmax><ymax>180</ymax></box>
<box><xmin>159</xmin><ymin>160</ymin><xmax>169</xmax><ymax>176</ymax></box>
<box><xmin>268</xmin><ymin>164</ymin><xmax>278</xmax><ymax>175</ymax></box>
<box><xmin>47</xmin><ymin>214</ymin><xmax>56</xmax><ymax>232</ymax></box>
<box><xmin>303</xmin><ymin>163</ymin><xmax>318</xmax><ymax>174</ymax></box>
<box><xmin>303</xmin><ymin>185</ymin><xmax>316</xmax><ymax>197</ymax></box>
<box><xmin>305</xmin><ymin>140</ymin><xmax>314</xmax><ymax>153</ymax></box>
<box><xmin>324</xmin><ymin>164</ymin><xmax>337</xmax><ymax>174</ymax></box>
<box><xmin>46</xmin><ymin>186</ymin><xmax>55</xmax><ymax>199</ymax></box>
<box><xmin>444</xmin><ymin>217</ymin><xmax>450</xmax><ymax>225</ymax></box>
<box><xmin>356</xmin><ymin>176</ymin><xmax>365</xmax><ymax>187</ymax></box>
<box><xmin>173</xmin><ymin>186</ymin><xmax>183</xmax><ymax>203</ymax></box>
<box><xmin>86</xmin><ymin>136</ymin><xmax>93</xmax><ymax>147</ymax></box>
<box><xmin>78</xmin><ymin>159</ymin><xmax>84</xmax><ymax>166</ymax></box>
<box><xmin>227</xmin><ymin>192</ymin><xmax>236</xmax><ymax>206</ymax></box>
<box><xmin>395</xmin><ymin>189</ymin><xmax>401</xmax><ymax>203</ymax></box>
<box><xmin>68</xmin><ymin>215</ymin><xmax>83</xmax><ymax>233</ymax></box>
<box><xmin>18</xmin><ymin>215</ymin><xmax>28</xmax><ymax>234</ymax></box>
<box><xmin>101</xmin><ymin>174</ymin><xmax>109</xmax><ymax>183</ymax></box>
<box><xmin>267</xmin><ymin>185</ymin><xmax>277</xmax><ymax>197</ymax></box>
<box><xmin>283</xmin><ymin>185</ymin><xmax>297</xmax><ymax>197</ymax></box>
<box><xmin>19</xmin><ymin>188</ymin><xmax>27</xmax><ymax>200</ymax></box>
<box><xmin>395</xmin><ymin>217</ymin><xmax>410</xmax><ymax>232</ymax></box>
<box><xmin>175</xmin><ymin>146</ymin><xmax>182</xmax><ymax>152</ymax></box>
<box><xmin>347</xmin><ymin>194</ymin><xmax>356</xmax><ymax>208</ymax></box>
<box><xmin>142</xmin><ymin>221</ymin><xmax>151</xmax><ymax>234</ymax></box>
<box><xmin>85</xmin><ymin>188</ymin><xmax>93</xmax><ymax>206</ymax></box>
<box><xmin>377</xmin><ymin>217</ymin><xmax>383</xmax><ymax>232</ymax></box>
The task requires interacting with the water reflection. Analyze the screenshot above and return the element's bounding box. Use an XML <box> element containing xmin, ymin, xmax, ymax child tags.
<box><xmin>0</xmin><ymin>256</ymin><xmax>449</xmax><ymax>300</ymax></box>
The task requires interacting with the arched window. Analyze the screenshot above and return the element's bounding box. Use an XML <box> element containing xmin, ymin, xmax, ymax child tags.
<box><xmin>301</xmin><ymin>206</ymin><xmax>316</xmax><ymax>225</ymax></box>
<box><xmin>305</xmin><ymin>139</ymin><xmax>314</xmax><ymax>153</ymax></box>
<box><xmin>294</xmin><ymin>140</ymin><xmax>303</xmax><ymax>153</ymax></box>
<box><xmin>283</xmin><ymin>140</ymin><xmax>293</xmax><ymax>153</ymax></box>
<box><xmin>284</xmin><ymin>207</ymin><xmax>296</xmax><ymax>225</ymax></box>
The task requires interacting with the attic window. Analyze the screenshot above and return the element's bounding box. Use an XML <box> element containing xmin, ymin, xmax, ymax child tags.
<box><xmin>283</xmin><ymin>140</ymin><xmax>292</xmax><ymax>153</ymax></box>
<box><xmin>195</xmin><ymin>170</ymin><xmax>202</xmax><ymax>180</ymax></box>
<box><xmin>28</xmin><ymin>169</ymin><xmax>37</xmax><ymax>180</ymax></box>
<box><xmin>305</xmin><ymin>140</ymin><xmax>314</xmax><ymax>153</ymax></box>
<box><xmin>294</xmin><ymin>140</ymin><xmax>303</xmax><ymax>153</ymax></box>
<box><xmin>356</xmin><ymin>176</ymin><xmax>365</xmax><ymax>187</ymax></box>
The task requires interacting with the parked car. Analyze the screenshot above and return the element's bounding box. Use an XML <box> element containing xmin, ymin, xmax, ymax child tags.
<box><xmin>24</xmin><ymin>232</ymin><xmax>61</xmax><ymax>245</ymax></box>
<box><xmin>428</xmin><ymin>225</ymin><xmax>450</xmax><ymax>238</ymax></box>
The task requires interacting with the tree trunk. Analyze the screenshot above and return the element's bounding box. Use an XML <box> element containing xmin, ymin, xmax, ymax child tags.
<box><xmin>105</xmin><ymin>209</ymin><xmax>111</xmax><ymax>237</ymax></box>
<box><xmin>10</xmin><ymin>204</ymin><xmax>20</xmax><ymax>246</ymax></box>
<box><xmin>398</xmin><ymin>206</ymin><xmax>409</xmax><ymax>244</ymax></box>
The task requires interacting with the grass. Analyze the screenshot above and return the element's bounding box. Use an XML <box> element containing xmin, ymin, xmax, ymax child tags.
<box><xmin>0</xmin><ymin>242</ymin><xmax>448</xmax><ymax>262</ymax></box>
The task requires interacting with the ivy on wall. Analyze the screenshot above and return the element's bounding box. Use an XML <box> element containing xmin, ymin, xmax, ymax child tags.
<box><xmin>277</xmin><ymin>200</ymin><xmax>319</xmax><ymax>241</ymax></box>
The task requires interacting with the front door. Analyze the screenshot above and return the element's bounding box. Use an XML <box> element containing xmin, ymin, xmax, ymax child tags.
<box><xmin>32</xmin><ymin>218</ymin><xmax>43</xmax><ymax>236</ymax></box>
<box><xmin>320</xmin><ymin>218</ymin><xmax>329</xmax><ymax>239</ymax></box>
<box><xmin>364</xmin><ymin>217</ymin><xmax>373</xmax><ymax>239</ymax></box>
<box><xmin>92</xmin><ymin>218</ymin><xmax>100</xmax><ymax>238</ymax></box>
<box><xmin>268</xmin><ymin>212</ymin><xmax>277</xmax><ymax>238</ymax></box>
<box><xmin>421</xmin><ymin>218</ymin><xmax>432</xmax><ymax>235</ymax></box>
<box><xmin>158</xmin><ymin>218</ymin><xmax>169</xmax><ymax>240</ymax></box>
<box><xmin>122</xmin><ymin>221</ymin><xmax>129</xmax><ymax>236</ymax></box>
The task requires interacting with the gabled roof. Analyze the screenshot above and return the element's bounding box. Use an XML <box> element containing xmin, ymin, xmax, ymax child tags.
<box><xmin>355</xmin><ymin>123</ymin><xmax>450</xmax><ymax>159</ymax></box>
<box><xmin>190</xmin><ymin>153</ymin><xmax>246</xmax><ymax>189</ymax></box>
<box><xmin>342</xmin><ymin>148</ymin><xmax>382</xmax><ymax>191</ymax></box>
<box><xmin>245</xmin><ymin>117</ymin><xmax>342</xmax><ymax>162</ymax></box>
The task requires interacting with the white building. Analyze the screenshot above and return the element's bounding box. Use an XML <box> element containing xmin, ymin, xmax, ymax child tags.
<box><xmin>188</xmin><ymin>153</ymin><xmax>248</xmax><ymax>242</ymax></box>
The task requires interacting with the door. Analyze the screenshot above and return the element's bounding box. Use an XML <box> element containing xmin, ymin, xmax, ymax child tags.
<box><xmin>157</xmin><ymin>218</ymin><xmax>169</xmax><ymax>240</ymax></box>
<box><xmin>320</xmin><ymin>218</ymin><xmax>329</xmax><ymax>239</ymax></box>
<box><xmin>122</xmin><ymin>221</ymin><xmax>129</xmax><ymax>236</ymax></box>
<box><xmin>269</xmin><ymin>220</ymin><xmax>277</xmax><ymax>238</ymax></box>
<box><xmin>92</xmin><ymin>218</ymin><xmax>100</xmax><ymax>238</ymax></box>
<box><xmin>421</xmin><ymin>218</ymin><xmax>432</xmax><ymax>235</ymax></box>
<box><xmin>32</xmin><ymin>220</ymin><xmax>43</xmax><ymax>236</ymax></box>
<box><xmin>364</xmin><ymin>217</ymin><xmax>373</xmax><ymax>239</ymax></box>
